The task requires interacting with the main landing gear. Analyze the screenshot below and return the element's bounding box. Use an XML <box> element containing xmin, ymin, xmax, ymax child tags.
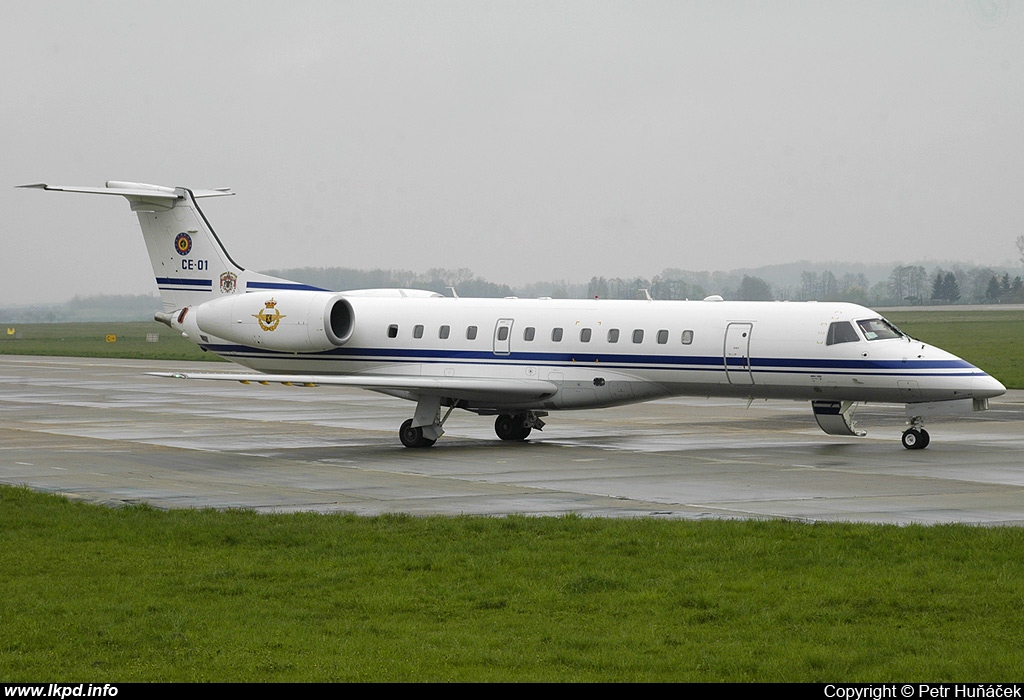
<box><xmin>399</xmin><ymin>419</ymin><xmax>437</xmax><ymax>448</ymax></box>
<box><xmin>901</xmin><ymin>415</ymin><xmax>930</xmax><ymax>450</ymax></box>
<box><xmin>494</xmin><ymin>412</ymin><xmax>545</xmax><ymax>441</ymax></box>
<box><xmin>399</xmin><ymin>401</ymin><xmax>547</xmax><ymax>448</ymax></box>
<box><xmin>399</xmin><ymin>396</ymin><xmax>454</xmax><ymax>448</ymax></box>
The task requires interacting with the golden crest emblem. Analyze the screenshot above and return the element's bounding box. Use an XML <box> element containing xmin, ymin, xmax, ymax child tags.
<box><xmin>253</xmin><ymin>298</ymin><xmax>286</xmax><ymax>331</ymax></box>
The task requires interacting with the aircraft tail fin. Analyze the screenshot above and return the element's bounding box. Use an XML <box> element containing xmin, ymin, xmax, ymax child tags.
<box><xmin>19</xmin><ymin>181</ymin><xmax>315</xmax><ymax>311</ymax></box>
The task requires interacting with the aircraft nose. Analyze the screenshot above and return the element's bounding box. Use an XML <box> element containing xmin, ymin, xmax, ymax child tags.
<box><xmin>972</xmin><ymin>372</ymin><xmax>1006</xmax><ymax>399</ymax></box>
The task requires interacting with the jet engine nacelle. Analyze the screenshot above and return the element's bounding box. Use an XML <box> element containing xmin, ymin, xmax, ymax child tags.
<box><xmin>193</xmin><ymin>290</ymin><xmax>354</xmax><ymax>353</ymax></box>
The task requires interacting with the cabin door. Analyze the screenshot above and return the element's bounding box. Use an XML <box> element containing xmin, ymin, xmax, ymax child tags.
<box><xmin>724</xmin><ymin>322</ymin><xmax>754</xmax><ymax>385</ymax></box>
<box><xmin>493</xmin><ymin>318</ymin><xmax>513</xmax><ymax>356</ymax></box>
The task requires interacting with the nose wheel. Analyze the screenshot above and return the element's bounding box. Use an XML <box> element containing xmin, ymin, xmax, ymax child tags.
<box><xmin>901</xmin><ymin>427</ymin><xmax>930</xmax><ymax>450</ymax></box>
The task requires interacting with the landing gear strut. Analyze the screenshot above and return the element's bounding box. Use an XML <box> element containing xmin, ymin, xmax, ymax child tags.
<box><xmin>399</xmin><ymin>396</ymin><xmax>458</xmax><ymax>448</ymax></box>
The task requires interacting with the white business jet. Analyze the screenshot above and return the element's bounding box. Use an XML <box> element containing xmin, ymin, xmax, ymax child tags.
<box><xmin>20</xmin><ymin>181</ymin><xmax>1006</xmax><ymax>449</ymax></box>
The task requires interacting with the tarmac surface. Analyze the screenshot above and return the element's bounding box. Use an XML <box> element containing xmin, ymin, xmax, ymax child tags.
<box><xmin>2</xmin><ymin>355</ymin><xmax>1023</xmax><ymax>524</ymax></box>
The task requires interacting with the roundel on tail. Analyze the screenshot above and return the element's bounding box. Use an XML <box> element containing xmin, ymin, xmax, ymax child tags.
<box><xmin>174</xmin><ymin>232</ymin><xmax>192</xmax><ymax>256</ymax></box>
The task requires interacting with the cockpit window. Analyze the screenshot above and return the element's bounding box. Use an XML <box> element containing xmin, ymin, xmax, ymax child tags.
<box><xmin>826</xmin><ymin>321</ymin><xmax>860</xmax><ymax>345</ymax></box>
<box><xmin>856</xmin><ymin>318</ymin><xmax>903</xmax><ymax>341</ymax></box>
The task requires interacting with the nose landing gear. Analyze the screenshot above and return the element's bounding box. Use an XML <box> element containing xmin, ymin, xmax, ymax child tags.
<box><xmin>901</xmin><ymin>428</ymin><xmax>930</xmax><ymax>450</ymax></box>
<box><xmin>902</xmin><ymin>415</ymin><xmax>930</xmax><ymax>450</ymax></box>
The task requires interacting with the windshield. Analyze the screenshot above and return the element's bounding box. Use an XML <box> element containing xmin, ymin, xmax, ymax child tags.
<box><xmin>856</xmin><ymin>318</ymin><xmax>904</xmax><ymax>341</ymax></box>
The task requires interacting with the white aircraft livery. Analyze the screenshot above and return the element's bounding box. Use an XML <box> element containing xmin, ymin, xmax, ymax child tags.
<box><xmin>21</xmin><ymin>181</ymin><xmax>1006</xmax><ymax>449</ymax></box>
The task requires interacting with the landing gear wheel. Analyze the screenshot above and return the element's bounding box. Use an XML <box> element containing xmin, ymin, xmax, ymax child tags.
<box><xmin>495</xmin><ymin>414</ymin><xmax>518</xmax><ymax>441</ymax></box>
<box><xmin>400</xmin><ymin>419</ymin><xmax>436</xmax><ymax>448</ymax></box>
<box><xmin>901</xmin><ymin>428</ymin><xmax>929</xmax><ymax>450</ymax></box>
<box><xmin>495</xmin><ymin>414</ymin><xmax>531</xmax><ymax>441</ymax></box>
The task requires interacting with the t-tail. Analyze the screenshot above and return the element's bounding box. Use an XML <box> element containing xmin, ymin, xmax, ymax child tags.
<box><xmin>18</xmin><ymin>181</ymin><xmax>307</xmax><ymax>312</ymax></box>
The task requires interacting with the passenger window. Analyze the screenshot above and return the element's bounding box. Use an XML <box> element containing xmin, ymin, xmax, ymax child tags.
<box><xmin>523</xmin><ymin>327</ymin><xmax>536</xmax><ymax>341</ymax></box>
<box><xmin>607</xmin><ymin>329</ymin><xmax>620</xmax><ymax>343</ymax></box>
<box><xmin>580</xmin><ymin>328</ymin><xmax>592</xmax><ymax>342</ymax></box>
<box><xmin>552</xmin><ymin>328</ymin><xmax>563</xmax><ymax>342</ymax></box>
<box><xmin>387</xmin><ymin>324</ymin><xmax>398</xmax><ymax>339</ymax></box>
<box><xmin>467</xmin><ymin>325</ymin><xmax>478</xmax><ymax>340</ymax></box>
<box><xmin>681</xmin><ymin>330</ymin><xmax>694</xmax><ymax>345</ymax></box>
<box><xmin>439</xmin><ymin>325</ymin><xmax>450</xmax><ymax>340</ymax></box>
<box><xmin>827</xmin><ymin>321</ymin><xmax>860</xmax><ymax>345</ymax></box>
<box><xmin>413</xmin><ymin>324</ymin><xmax>424</xmax><ymax>339</ymax></box>
<box><xmin>497</xmin><ymin>326</ymin><xmax>509</xmax><ymax>342</ymax></box>
<box><xmin>632</xmin><ymin>329</ymin><xmax>644</xmax><ymax>344</ymax></box>
<box><xmin>656</xmin><ymin>330</ymin><xmax>669</xmax><ymax>344</ymax></box>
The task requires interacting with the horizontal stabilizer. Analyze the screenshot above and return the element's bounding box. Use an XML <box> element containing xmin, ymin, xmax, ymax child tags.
<box><xmin>17</xmin><ymin>182</ymin><xmax>233</xmax><ymax>199</ymax></box>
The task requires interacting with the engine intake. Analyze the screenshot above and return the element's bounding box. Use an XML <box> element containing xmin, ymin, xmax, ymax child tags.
<box><xmin>194</xmin><ymin>290</ymin><xmax>354</xmax><ymax>352</ymax></box>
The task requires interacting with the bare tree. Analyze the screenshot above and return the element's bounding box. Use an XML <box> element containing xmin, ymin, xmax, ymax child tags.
<box><xmin>800</xmin><ymin>271</ymin><xmax>819</xmax><ymax>300</ymax></box>
<box><xmin>888</xmin><ymin>266</ymin><xmax>908</xmax><ymax>302</ymax></box>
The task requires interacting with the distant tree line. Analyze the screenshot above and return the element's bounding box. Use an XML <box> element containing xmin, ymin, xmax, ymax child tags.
<box><xmin>888</xmin><ymin>265</ymin><xmax>1024</xmax><ymax>305</ymax></box>
<box><xmin>1</xmin><ymin>294</ymin><xmax>163</xmax><ymax>324</ymax></box>
<box><xmin>267</xmin><ymin>267</ymin><xmax>515</xmax><ymax>298</ymax></box>
<box><xmin>582</xmin><ymin>264</ymin><xmax>1024</xmax><ymax>305</ymax></box>
<box><xmin>584</xmin><ymin>269</ymin><xmax>782</xmax><ymax>301</ymax></box>
<box><xmin>7</xmin><ymin>255</ymin><xmax>1024</xmax><ymax>324</ymax></box>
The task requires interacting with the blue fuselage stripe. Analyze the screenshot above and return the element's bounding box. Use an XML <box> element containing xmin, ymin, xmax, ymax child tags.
<box><xmin>197</xmin><ymin>343</ymin><xmax>984</xmax><ymax>377</ymax></box>
<box><xmin>245</xmin><ymin>281</ymin><xmax>328</xmax><ymax>292</ymax></box>
<box><xmin>156</xmin><ymin>277</ymin><xmax>212</xmax><ymax>288</ymax></box>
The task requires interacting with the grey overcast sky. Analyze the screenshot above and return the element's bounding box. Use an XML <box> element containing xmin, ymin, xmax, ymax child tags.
<box><xmin>3</xmin><ymin>1</ymin><xmax>1023</xmax><ymax>304</ymax></box>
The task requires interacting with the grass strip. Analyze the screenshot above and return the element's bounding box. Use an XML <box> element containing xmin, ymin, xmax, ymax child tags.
<box><xmin>0</xmin><ymin>322</ymin><xmax>221</xmax><ymax>362</ymax></box>
<box><xmin>2</xmin><ymin>486</ymin><xmax>1023</xmax><ymax>681</ymax></box>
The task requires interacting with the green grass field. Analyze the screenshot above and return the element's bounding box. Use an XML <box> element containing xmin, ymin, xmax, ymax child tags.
<box><xmin>0</xmin><ymin>322</ymin><xmax>221</xmax><ymax>362</ymax></box>
<box><xmin>2</xmin><ymin>485</ymin><xmax>1023</xmax><ymax>682</ymax></box>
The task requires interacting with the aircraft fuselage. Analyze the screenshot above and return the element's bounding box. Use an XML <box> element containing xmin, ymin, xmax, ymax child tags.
<box><xmin>179</xmin><ymin>294</ymin><xmax>1003</xmax><ymax>413</ymax></box>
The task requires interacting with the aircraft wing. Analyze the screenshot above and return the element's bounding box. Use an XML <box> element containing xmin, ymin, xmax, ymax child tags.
<box><xmin>149</xmin><ymin>371</ymin><xmax>558</xmax><ymax>401</ymax></box>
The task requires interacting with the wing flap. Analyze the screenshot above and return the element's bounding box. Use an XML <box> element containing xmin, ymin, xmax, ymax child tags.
<box><xmin>149</xmin><ymin>371</ymin><xmax>558</xmax><ymax>401</ymax></box>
